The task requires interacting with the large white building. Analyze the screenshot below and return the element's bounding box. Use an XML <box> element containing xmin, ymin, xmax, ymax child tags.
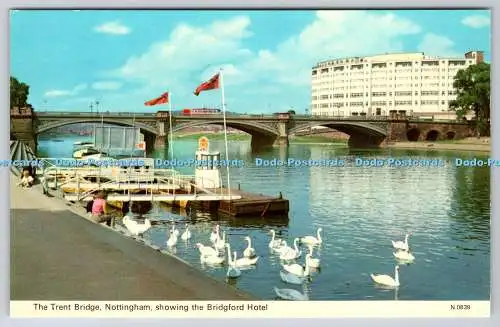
<box><xmin>311</xmin><ymin>51</ymin><xmax>484</xmax><ymax>119</ymax></box>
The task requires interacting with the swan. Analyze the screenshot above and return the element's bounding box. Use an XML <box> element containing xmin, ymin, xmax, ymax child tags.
<box><xmin>299</xmin><ymin>227</ymin><xmax>323</xmax><ymax>245</ymax></box>
<box><xmin>392</xmin><ymin>233</ymin><xmax>410</xmax><ymax>251</ymax></box>
<box><xmin>280</xmin><ymin>271</ymin><xmax>306</xmax><ymax>285</ymax></box>
<box><xmin>243</xmin><ymin>236</ymin><xmax>256</xmax><ymax>258</ymax></box>
<box><xmin>269</xmin><ymin>230</ymin><xmax>284</xmax><ymax>249</ymax></box>
<box><xmin>273</xmin><ymin>240</ymin><xmax>289</xmax><ymax>254</ymax></box>
<box><xmin>166</xmin><ymin>230</ymin><xmax>178</xmax><ymax>247</ymax></box>
<box><xmin>370</xmin><ymin>265</ymin><xmax>400</xmax><ymax>287</ymax></box>
<box><xmin>123</xmin><ymin>216</ymin><xmax>151</xmax><ymax>236</ymax></box>
<box><xmin>226</xmin><ymin>251</ymin><xmax>242</xmax><ymax>278</ymax></box>
<box><xmin>172</xmin><ymin>225</ymin><xmax>180</xmax><ymax>237</ymax></box>
<box><xmin>181</xmin><ymin>226</ymin><xmax>191</xmax><ymax>240</ymax></box>
<box><xmin>282</xmin><ymin>254</ymin><xmax>311</xmax><ymax>277</ymax></box>
<box><xmin>214</xmin><ymin>231</ymin><xmax>227</xmax><ymax>250</ymax></box>
<box><xmin>200</xmin><ymin>254</ymin><xmax>224</xmax><ymax>265</ymax></box>
<box><xmin>210</xmin><ymin>225</ymin><xmax>220</xmax><ymax>244</ymax></box>
<box><xmin>196</xmin><ymin>243</ymin><xmax>218</xmax><ymax>257</ymax></box>
<box><xmin>226</xmin><ymin>243</ymin><xmax>259</xmax><ymax>267</ymax></box>
<box><xmin>393</xmin><ymin>250</ymin><xmax>415</xmax><ymax>261</ymax></box>
<box><xmin>279</xmin><ymin>238</ymin><xmax>301</xmax><ymax>260</ymax></box>
<box><xmin>274</xmin><ymin>287</ymin><xmax>308</xmax><ymax>301</ymax></box>
<box><xmin>306</xmin><ymin>245</ymin><xmax>320</xmax><ymax>268</ymax></box>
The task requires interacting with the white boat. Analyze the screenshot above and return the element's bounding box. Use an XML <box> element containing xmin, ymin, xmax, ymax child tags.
<box><xmin>73</xmin><ymin>142</ymin><xmax>104</xmax><ymax>159</ymax></box>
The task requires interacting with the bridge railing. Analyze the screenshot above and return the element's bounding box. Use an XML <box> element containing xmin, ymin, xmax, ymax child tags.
<box><xmin>33</xmin><ymin>111</ymin><xmax>464</xmax><ymax>123</ymax></box>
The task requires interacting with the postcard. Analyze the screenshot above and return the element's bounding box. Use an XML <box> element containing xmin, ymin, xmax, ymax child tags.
<box><xmin>9</xmin><ymin>8</ymin><xmax>491</xmax><ymax>318</ymax></box>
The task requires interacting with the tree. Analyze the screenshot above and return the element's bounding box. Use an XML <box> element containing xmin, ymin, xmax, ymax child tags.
<box><xmin>449</xmin><ymin>62</ymin><xmax>490</xmax><ymax>136</ymax></box>
<box><xmin>288</xmin><ymin>109</ymin><xmax>296</xmax><ymax>115</ymax></box>
<box><xmin>10</xmin><ymin>76</ymin><xmax>30</xmax><ymax>108</ymax></box>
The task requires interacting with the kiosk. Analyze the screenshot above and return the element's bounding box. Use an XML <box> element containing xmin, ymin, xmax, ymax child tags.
<box><xmin>194</xmin><ymin>136</ymin><xmax>221</xmax><ymax>189</ymax></box>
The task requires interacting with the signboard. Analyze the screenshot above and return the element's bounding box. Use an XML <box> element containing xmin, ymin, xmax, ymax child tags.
<box><xmin>136</xmin><ymin>141</ymin><xmax>146</xmax><ymax>150</ymax></box>
<box><xmin>198</xmin><ymin>136</ymin><xmax>209</xmax><ymax>152</ymax></box>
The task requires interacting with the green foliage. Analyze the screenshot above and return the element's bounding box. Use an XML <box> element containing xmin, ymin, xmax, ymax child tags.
<box><xmin>10</xmin><ymin>76</ymin><xmax>30</xmax><ymax>108</ymax></box>
<box><xmin>449</xmin><ymin>63</ymin><xmax>490</xmax><ymax>136</ymax></box>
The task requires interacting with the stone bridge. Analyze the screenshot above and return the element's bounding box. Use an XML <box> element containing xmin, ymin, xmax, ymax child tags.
<box><xmin>10</xmin><ymin>107</ymin><xmax>475</xmax><ymax>153</ymax></box>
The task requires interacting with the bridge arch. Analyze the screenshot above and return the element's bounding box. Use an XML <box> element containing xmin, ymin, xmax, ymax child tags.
<box><xmin>407</xmin><ymin>128</ymin><xmax>421</xmax><ymax>142</ymax></box>
<box><xmin>289</xmin><ymin>121</ymin><xmax>388</xmax><ymax>148</ymax></box>
<box><xmin>172</xmin><ymin>120</ymin><xmax>280</xmax><ymax>148</ymax></box>
<box><xmin>425</xmin><ymin>130</ymin><xmax>440</xmax><ymax>141</ymax></box>
<box><xmin>35</xmin><ymin>118</ymin><xmax>158</xmax><ymax>136</ymax></box>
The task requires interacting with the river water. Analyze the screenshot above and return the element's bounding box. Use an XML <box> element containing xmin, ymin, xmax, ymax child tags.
<box><xmin>38</xmin><ymin>136</ymin><xmax>490</xmax><ymax>301</ymax></box>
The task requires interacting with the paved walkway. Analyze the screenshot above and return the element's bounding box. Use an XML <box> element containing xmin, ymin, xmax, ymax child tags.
<box><xmin>10</xmin><ymin>174</ymin><xmax>252</xmax><ymax>300</ymax></box>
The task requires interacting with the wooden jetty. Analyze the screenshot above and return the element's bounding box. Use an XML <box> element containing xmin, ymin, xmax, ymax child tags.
<box><xmin>38</xmin><ymin>135</ymin><xmax>290</xmax><ymax>218</ymax></box>
<box><xmin>189</xmin><ymin>188</ymin><xmax>289</xmax><ymax>217</ymax></box>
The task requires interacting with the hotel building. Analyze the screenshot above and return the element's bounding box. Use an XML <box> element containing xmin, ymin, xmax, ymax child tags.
<box><xmin>311</xmin><ymin>51</ymin><xmax>484</xmax><ymax>119</ymax></box>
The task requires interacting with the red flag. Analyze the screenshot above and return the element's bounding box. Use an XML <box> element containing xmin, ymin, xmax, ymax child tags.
<box><xmin>194</xmin><ymin>73</ymin><xmax>220</xmax><ymax>96</ymax></box>
<box><xmin>144</xmin><ymin>92</ymin><xmax>169</xmax><ymax>106</ymax></box>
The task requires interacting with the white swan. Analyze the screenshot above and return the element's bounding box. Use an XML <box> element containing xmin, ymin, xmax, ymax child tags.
<box><xmin>274</xmin><ymin>287</ymin><xmax>308</xmax><ymax>301</ymax></box>
<box><xmin>279</xmin><ymin>271</ymin><xmax>306</xmax><ymax>285</ymax></box>
<box><xmin>226</xmin><ymin>251</ymin><xmax>242</xmax><ymax>278</ymax></box>
<box><xmin>210</xmin><ymin>225</ymin><xmax>220</xmax><ymax>243</ymax></box>
<box><xmin>181</xmin><ymin>226</ymin><xmax>191</xmax><ymax>240</ymax></box>
<box><xmin>243</xmin><ymin>236</ymin><xmax>256</xmax><ymax>258</ymax></box>
<box><xmin>306</xmin><ymin>245</ymin><xmax>320</xmax><ymax>268</ymax></box>
<box><xmin>123</xmin><ymin>216</ymin><xmax>151</xmax><ymax>236</ymax></box>
<box><xmin>269</xmin><ymin>229</ymin><xmax>284</xmax><ymax>249</ymax></box>
<box><xmin>196</xmin><ymin>243</ymin><xmax>218</xmax><ymax>257</ymax></box>
<box><xmin>370</xmin><ymin>265</ymin><xmax>400</xmax><ymax>287</ymax></box>
<box><xmin>393</xmin><ymin>250</ymin><xmax>415</xmax><ymax>261</ymax></box>
<box><xmin>226</xmin><ymin>243</ymin><xmax>258</xmax><ymax>267</ymax></box>
<box><xmin>166</xmin><ymin>231</ymin><xmax>178</xmax><ymax>247</ymax></box>
<box><xmin>172</xmin><ymin>225</ymin><xmax>180</xmax><ymax>237</ymax></box>
<box><xmin>279</xmin><ymin>238</ymin><xmax>301</xmax><ymax>260</ymax></box>
<box><xmin>200</xmin><ymin>254</ymin><xmax>224</xmax><ymax>265</ymax></box>
<box><xmin>273</xmin><ymin>240</ymin><xmax>290</xmax><ymax>255</ymax></box>
<box><xmin>282</xmin><ymin>254</ymin><xmax>311</xmax><ymax>277</ymax></box>
<box><xmin>299</xmin><ymin>227</ymin><xmax>323</xmax><ymax>245</ymax></box>
<box><xmin>392</xmin><ymin>233</ymin><xmax>410</xmax><ymax>251</ymax></box>
<box><xmin>214</xmin><ymin>231</ymin><xmax>227</xmax><ymax>250</ymax></box>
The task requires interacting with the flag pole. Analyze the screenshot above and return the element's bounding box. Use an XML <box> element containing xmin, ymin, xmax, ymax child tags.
<box><xmin>219</xmin><ymin>69</ymin><xmax>231</xmax><ymax>200</ymax></box>
<box><xmin>168</xmin><ymin>91</ymin><xmax>174</xmax><ymax>160</ymax></box>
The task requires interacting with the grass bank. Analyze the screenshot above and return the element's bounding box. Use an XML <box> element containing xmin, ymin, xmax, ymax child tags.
<box><xmin>386</xmin><ymin>138</ymin><xmax>490</xmax><ymax>153</ymax></box>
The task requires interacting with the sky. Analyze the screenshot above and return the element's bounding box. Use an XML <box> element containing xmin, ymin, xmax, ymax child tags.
<box><xmin>10</xmin><ymin>9</ymin><xmax>491</xmax><ymax>114</ymax></box>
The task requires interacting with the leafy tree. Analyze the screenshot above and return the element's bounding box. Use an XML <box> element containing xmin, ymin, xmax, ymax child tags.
<box><xmin>288</xmin><ymin>110</ymin><xmax>296</xmax><ymax>115</ymax></box>
<box><xmin>10</xmin><ymin>76</ymin><xmax>30</xmax><ymax>108</ymax></box>
<box><xmin>449</xmin><ymin>62</ymin><xmax>490</xmax><ymax>136</ymax></box>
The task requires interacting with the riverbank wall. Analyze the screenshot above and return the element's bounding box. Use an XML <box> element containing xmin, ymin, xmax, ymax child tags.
<box><xmin>10</xmin><ymin>174</ymin><xmax>253</xmax><ymax>300</ymax></box>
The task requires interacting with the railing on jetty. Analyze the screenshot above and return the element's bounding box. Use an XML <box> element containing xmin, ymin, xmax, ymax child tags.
<box><xmin>39</xmin><ymin>158</ymin><xmax>242</xmax><ymax>202</ymax></box>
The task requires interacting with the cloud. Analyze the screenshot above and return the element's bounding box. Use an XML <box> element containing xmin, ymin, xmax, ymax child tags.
<box><xmin>112</xmin><ymin>11</ymin><xmax>420</xmax><ymax>85</ymax></box>
<box><xmin>44</xmin><ymin>83</ymin><xmax>87</xmax><ymax>98</ymax></box>
<box><xmin>417</xmin><ymin>33</ymin><xmax>460</xmax><ymax>57</ymax></box>
<box><xmin>95</xmin><ymin>11</ymin><xmax>423</xmax><ymax>112</ymax></box>
<box><xmin>112</xmin><ymin>16</ymin><xmax>252</xmax><ymax>87</ymax></box>
<box><xmin>91</xmin><ymin>81</ymin><xmax>123</xmax><ymax>90</ymax></box>
<box><xmin>461</xmin><ymin>15</ymin><xmax>490</xmax><ymax>28</ymax></box>
<box><xmin>94</xmin><ymin>21</ymin><xmax>131</xmax><ymax>35</ymax></box>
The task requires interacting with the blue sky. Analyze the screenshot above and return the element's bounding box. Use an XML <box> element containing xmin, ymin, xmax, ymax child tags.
<box><xmin>10</xmin><ymin>9</ymin><xmax>491</xmax><ymax>114</ymax></box>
